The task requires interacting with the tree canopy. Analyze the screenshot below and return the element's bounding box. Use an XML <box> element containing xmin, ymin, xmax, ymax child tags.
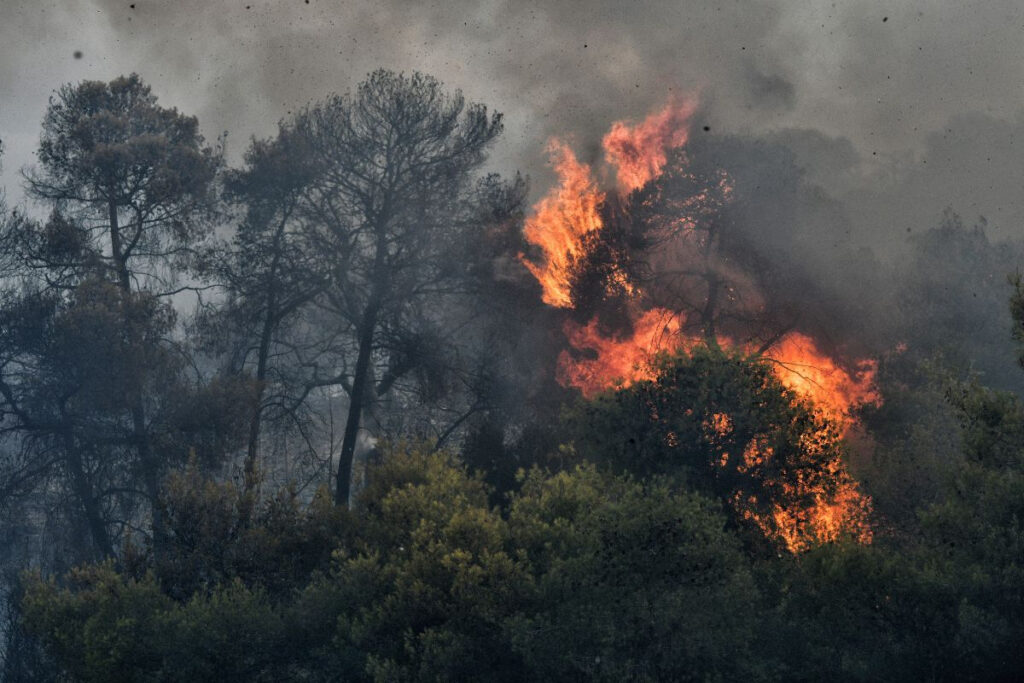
<box><xmin>3</xmin><ymin>68</ymin><xmax>1024</xmax><ymax>682</ymax></box>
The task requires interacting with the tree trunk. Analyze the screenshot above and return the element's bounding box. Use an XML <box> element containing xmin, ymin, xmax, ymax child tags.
<box><xmin>107</xmin><ymin>201</ymin><xmax>132</xmax><ymax>292</ymax></box>
<box><xmin>243</xmin><ymin>215</ymin><xmax>288</xmax><ymax>493</ymax></box>
<box><xmin>108</xmin><ymin>200</ymin><xmax>164</xmax><ymax>550</ymax></box>
<box><xmin>700</xmin><ymin>229</ymin><xmax>721</xmax><ymax>346</ymax></box>
<box><xmin>701</xmin><ymin>273</ymin><xmax>720</xmax><ymax>345</ymax></box>
<box><xmin>335</xmin><ymin>299</ymin><xmax>380</xmax><ymax>506</ymax></box>
<box><xmin>62</xmin><ymin>427</ymin><xmax>114</xmax><ymax>559</ymax></box>
<box><xmin>243</xmin><ymin>321</ymin><xmax>272</xmax><ymax>492</ymax></box>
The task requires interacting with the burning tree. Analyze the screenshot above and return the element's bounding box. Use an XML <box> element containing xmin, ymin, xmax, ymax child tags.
<box><xmin>566</xmin><ymin>346</ymin><xmax>873</xmax><ymax>553</ymax></box>
<box><xmin>520</xmin><ymin>100</ymin><xmax>879</xmax><ymax>550</ymax></box>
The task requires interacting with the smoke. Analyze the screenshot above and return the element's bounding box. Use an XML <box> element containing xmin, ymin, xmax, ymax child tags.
<box><xmin>2</xmin><ymin>0</ymin><xmax>1023</xmax><ymax>388</ymax></box>
<box><xmin>2</xmin><ymin>1</ymin><xmax>1023</xmax><ymax>209</ymax></box>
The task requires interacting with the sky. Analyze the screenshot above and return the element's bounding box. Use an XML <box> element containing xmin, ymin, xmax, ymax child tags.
<box><xmin>2</xmin><ymin>0</ymin><xmax>1024</xmax><ymax>245</ymax></box>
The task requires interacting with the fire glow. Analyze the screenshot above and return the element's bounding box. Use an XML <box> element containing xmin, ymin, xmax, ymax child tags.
<box><xmin>521</xmin><ymin>100</ymin><xmax>878</xmax><ymax>552</ymax></box>
<box><xmin>560</xmin><ymin>312</ymin><xmax>879</xmax><ymax>433</ymax></box>
<box><xmin>521</xmin><ymin>141</ymin><xmax>605</xmax><ymax>308</ymax></box>
<box><xmin>603</xmin><ymin>97</ymin><xmax>697</xmax><ymax>193</ymax></box>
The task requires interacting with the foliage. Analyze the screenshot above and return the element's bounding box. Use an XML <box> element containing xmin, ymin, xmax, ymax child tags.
<box><xmin>22</xmin><ymin>443</ymin><xmax>768</xmax><ymax>681</ymax></box>
<box><xmin>22</xmin><ymin>566</ymin><xmax>283</xmax><ymax>683</ymax></box>
<box><xmin>7</xmin><ymin>68</ymin><xmax>1024</xmax><ymax>683</ymax></box>
<box><xmin>17</xmin><ymin>347</ymin><xmax>1024</xmax><ymax>681</ymax></box>
<box><xmin>506</xmin><ymin>465</ymin><xmax>760</xmax><ymax>681</ymax></box>
<box><xmin>897</xmin><ymin>211</ymin><xmax>1024</xmax><ymax>394</ymax></box>
<box><xmin>1011</xmin><ymin>271</ymin><xmax>1024</xmax><ymax>370</ymax></box>
<box><xmin>917</xmin><ymin>379</ymin><xmax>1024</xmax><ymax>677</ymax></box>
<box><xmin>565</xmin><ymin>346</ymin><xmax>872</xmax><ymax>553</ymax></box>
<box><xmin>0</xmin><ymin>72</ymin><xmax>233</xmax><ymax>565</ymax></box>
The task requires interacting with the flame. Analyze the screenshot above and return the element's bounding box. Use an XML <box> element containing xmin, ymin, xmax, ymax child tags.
<box><xmin>522</xmin><ymin>97</ymin><xmax>878</xmax><ymax>552</ymax></box>
<box><xmin>737</xmin><ymin>451</ymin><xmax>874</xmax><ymax>553</ymax></box>
<box><xmin>739</xmin><ymin>489</ymin><xmax>874</xmax><ymax>553</ymax></box>
<box><xmin>556</xmin><ymin>309</ymin><xmax>682</xmax><ymax>392</ymax></box>
<box><xmin>558</xmin><ymin>314</ymin><xmax>880</xmax><ymax>432</ymax></box>
<box><xmin>765</xmin><ymin>332</ymin><xmax>881</xmax><ymax>431</ymax></box>
<box><xmin>557</xmin><ymin>318</ymin><xmax>877</xmax><ymax>551</ymax></box>
<box><xmin>519</xmin><ymin>100</ymin><xmax>697</xmax><ymax>306</ymax></box>
<box><xmin>705</xmin><ymin>412</ymin><xmax>733</xmax><ymax>439</ymax></box>
<box><xmin>521</xmin><ymin>141</ymin><xmax>605</xmax><ymax>308</ymax></box>
<box><xmin>603</xmin><ymin>99</ymin><xmax>697</xmax><ymax>193</ymax></box>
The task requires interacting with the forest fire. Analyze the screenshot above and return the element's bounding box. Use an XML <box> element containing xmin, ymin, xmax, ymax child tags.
<box><xmin>7</xmin><ymin>7</ymin><xmax>1021</xmax><ymax>677</ymax></box>
<box><xmin>521</xmin><ymin>141</ymin><xmax>605</xmax><ymax>307</ymax></box>
<box><xmin>522</xmin><ymin>99</ymin><xmax>878</xmax><ymax>551</ymax></box>
<box><xmin>556</xmin><ymin>308</ymin><xmax>683</xmax><ymax>391</ymax></box>
<box><xmin>602</xmin><ymin>98</ymin><xmax>697</xmax><ymax>193</ymax></box>
<box><xmin>561</xmin><ymin>318</ymin><xmax>880</xmax><ymax>433</ymax></box>
<box><xmin>764</xmin><ymin>332</ymin><xmax>880</xmax><ymax>431</ymax></box>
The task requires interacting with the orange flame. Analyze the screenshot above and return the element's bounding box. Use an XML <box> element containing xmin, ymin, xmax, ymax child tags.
<box><xmin>557</xmin><ymin>318</ymin><xmax>877</xmax><ymax>551</ymax></box>
<box><xmin>737</xmin><ymin>447</ymin><xmax>874</xmax><ymax>553</ymax></box>
<box><xmin>520</xmin><ymin>100</ymin><xmax>697</xmax><ymax>306</ymax></box>
<box><xmin>522</xmin><ymin>97</ymin><xmax>878</xmax><ymax>552</ymax></box>
<box><xmin>738</xmin><ymin>488</ymin><xmax>874</xmax><ymax>553</ymax></box>
<box><xmin>560</xmin><ymin>321</ymin><xmax>880</xmax><ymax>433</ymax></box>
<box><xmin>602</xmin><ymin>99</ymin><xmax>697</xmax><ymax>193</ymax></box>
<box><xmin>556</xmin><ymin>309</ymin><xmax>682</xmax><ymax>392</ymax></box>
<box><xmin>521</xmin><ymin>141</ymin><xmax>605</xmax><ymax>308</ymax></box>
<box><xmin>766</xmin><ymin>332</ymin><xmax>881</xmax><ymax>431</ymax></box>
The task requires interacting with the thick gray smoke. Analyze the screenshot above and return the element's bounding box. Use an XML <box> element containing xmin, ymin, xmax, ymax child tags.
<box><xmin>2</xmin><ymin>0</ymin><xmax>1023</xmax><ymax>388</ymax></box>
<box><xmin>3</xmin><ymin>1</ymin><xmax>1024</xmax><ymax>226</ymax></box>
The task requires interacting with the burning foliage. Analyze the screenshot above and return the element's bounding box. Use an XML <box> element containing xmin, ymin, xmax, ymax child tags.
<box><xmin>565</xmin><ymin>346</ymin><xmax>874</xmax><ymax>553</ymax></box>
<box><xmin>602</xmin><ymin>98</ymin><xmax>697</xmax><ymax>193</ymax></box>
<box><xmin>520</xmin><ymin>141</ymin><xmax>606</xmax><ymax>308</ymax></box>
<box><xmin>521</xmin><ymin>99</ymin><xmax>879</xmax><ymax>552</ymax></box>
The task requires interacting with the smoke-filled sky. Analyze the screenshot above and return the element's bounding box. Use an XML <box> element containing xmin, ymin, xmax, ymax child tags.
<box><xmin>2</xmin><ymin>0</ymin><xmax>1024</xmax><ymax>245</ymax></box>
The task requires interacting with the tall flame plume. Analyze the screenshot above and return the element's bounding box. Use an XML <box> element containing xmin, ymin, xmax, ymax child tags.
<box><xmin>521</xmin><ymin>141</ymin><xmax>605</xmax><ymax>308</ymax></box>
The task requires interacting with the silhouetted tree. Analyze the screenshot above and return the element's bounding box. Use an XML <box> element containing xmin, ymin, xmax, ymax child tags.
<box><xmin>1009</xmin><ymin>271</ymin><xmax>1024</xmax><ymax>369</ymax></box>
<box><xmin>265</xmin><ymin>70</ymin><xmax>507</xmax><ymax>505</ymax></box>
<box><xmin>208</xmin><ymin>124</ymin><xmax>326</xmax><ymax>491</ymax></box>
<box><xmin>0</xmin><ymin>74</ymin><xmax>225</xmax><ymax>557</ymax></box>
